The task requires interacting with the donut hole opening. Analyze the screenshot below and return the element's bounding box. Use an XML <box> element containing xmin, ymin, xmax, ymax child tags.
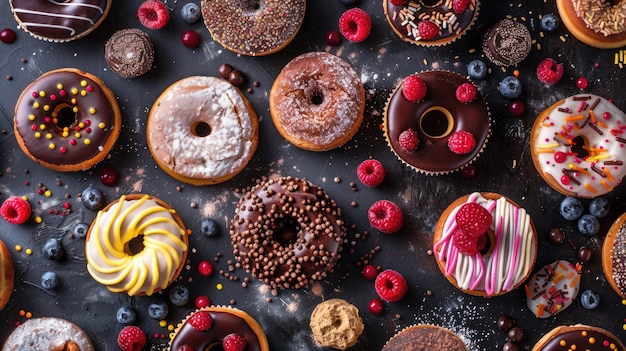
<box><xmin>419</xmin><ymin>0</ymin><xmax>443</xmax><ymax>7</ymax></box>
<box><xmin>419</xmin><ymin>106</ymin><xmax>454</xmax><ymax>138</ymax></box>
<box><xmin>191</xmin><ymin>121</ymin><xmax>212</xmax><ymax>137</ymax></box>
<box><xmin>478</xmin><ymin>229</ymin><xmax>496</xmax><ymax>257</ymax></box>
<box><xmin>205</xmin><ymin>341</ymin><xmax>226</xmax><ymax>350</ymax></box>
<box><xmin>239</xmin><ymin>0</ymin><xmax>261</xmax><ymax>11</ymax></box>
<box><xmin>124</xmin><ymin>235</ymin><xmax>145</xmax><ymax>256</ymax></box>
<box><xmin>570</xmin><ymin>135</ymin><xmax>590</xmax><ymax>159</ymax></box>
<box><xmin>308</xmin><ymin>89</ymin><xmax>325</xmax><ymax>106</ymax></box>
<box><xmin>53</xmin><ymin>105</ymin><xmax>77</xmax><ymax>129</ymax></box>
<box><xmin>273</xmin><ymin>218</ymin><xmax>301</xmax><ymax>246</ymax></box>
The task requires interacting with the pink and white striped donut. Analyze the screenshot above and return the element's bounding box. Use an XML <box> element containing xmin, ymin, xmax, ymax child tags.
<box><xmin>433</xmin><ymin>192</ymin><xmax>538</xmax><ymax>297</ymax></box>
<box><xmin>9</xmin><ymin>0</ymin><xmax>111</xmax><ymax>42</ymax></box>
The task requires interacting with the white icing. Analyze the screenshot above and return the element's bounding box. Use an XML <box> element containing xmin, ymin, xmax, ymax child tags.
<box><xmin>525</xmin><ymin>260</ymin><xmax>580</xmax><ymax>318</ymax></box>
<box><xmin>534</xmin><ymin>94</ymin><xmax>626</xmax><ymax>197</ymax></box>
<box><xmin>147</xmin><ymin>76</ymin><xmax>257</xmax><ymax>181</ymax></box>
<box><xmin>434</xmin><ymin>192</ymin><xmax>536</xmax><ymax>296</ymax></box>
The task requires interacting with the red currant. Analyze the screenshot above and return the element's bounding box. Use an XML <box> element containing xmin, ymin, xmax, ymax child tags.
<box><xmin>361</xmin><ymin>264</ymin><xmax>378</xmax><ymax>280</ymax></box>
<box><xmin>509</xmin><ymin>100</ymin><xmax>526</xmax><ymax>117</ymax></box>
<box><xmin>325</xmin><ymin>31</ymin><xmax>341</xmax><ymax>46</ymax></box>
<box><xmin>181</xmin><ymin>30</ymin><xmax>200</xmax><ymax>48</ymax></box>
<box><xmin>99</xmin><ymin>167</ymin><xmax>120</xmax><ymax>187</ymax></box>
<box><xmin>460</xmin><ymin>164</ymin><xmax>477</xmax><ymax>179</ymax></box>
<box><xmin>576</xmin><ymin>77</ymin><xmax>588</xmax><ymax>90</ymax></box>
<box><xmin>0</xmin><ymin>29</ymin><xmax>16</xmax><ymax>44</ymax></box>
<box><xmin>368</xmin><ymin>298</ymin><xmax>384</xmax><ymax>315</ymax></box>
<box><xmin>198</xmin><ymin>260</ymin><xmax>214</xmax><ymax>276</ymax></box>
<box><xmin>195</xmin><ymin>295</ymin><xmax>210</xmax><ymax>308</ymax></box>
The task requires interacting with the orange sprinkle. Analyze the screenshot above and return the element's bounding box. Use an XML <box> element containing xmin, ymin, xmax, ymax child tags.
<box><xmin>590</xmin><ymin>109</ymin><xmax>598</xmax><ymax>123</ymax></box>
<box><xmin>566</xmin><ymin>271</ymin><xmax>574</xmax><ymax>279</ymax></box>
<box><xmin>584</xmin><ymin>183</ymin><xmax>598</xmax><ymax>194</ymax></box>
<box><xmin>564</xmin><ymin>114</ymin><xmax>584</xmax><ymax>122</ymax></box>
<box><xmin>569</xmin><ymin>274</ymin><xmax>581</xmax><ymax>288</ymax></box>
<box><xmin>568</xmin><ymin>164</ymin><xmax>590</xmax><ymax>175</ymax></box>
<box><xmin>601</xmin><ymin>179</ymin><xmax>612</xmax><ymax>191</ymax></box>
<box><xmin>536</xmin><ymin>303</ymin><xmax>545</xmax><ymax>317</ymax></box>
<box><xmin>558</xmin><ymin>261</ymin><xmax>569</xmax><ymax>270</ymax></box>
<box><xmin>597</xmin><ymin>121</ymin><xmax>608</xmax><ymax>128</ymax></box>
<box><xmin>604</xmin><ymin>168</ymin><xmax>615</xmax><ymax>182</ymax></box>
<box><xmin>19</xmin><ymin>310</ymin><xmax>25</xmax><ymax>317</ymax></box>
<box><xmin>185</xmin><ymin>229</ymin><xmax>192</xmax><ymax>235</ymax></box>
<box><xmin>536</xmin><ymin>149</ymin><xmax>556</xmax><ymax>154</ymax></box>
<box><xmin>513</xmin><ymin>69</ymin><xmax>520</xmax><ymax>78</ymax></box>
<box><xmin>25</xmin><ymin>311</ymin><xmax>32</xmax><ymax>319</ymax></box>
<box><xmin>524</xmin><ymin>284</ymin><xmax>531</xmax><ymax>298</ymax></box>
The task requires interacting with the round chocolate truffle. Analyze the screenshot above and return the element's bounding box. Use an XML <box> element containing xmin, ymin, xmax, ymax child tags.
<box><xmin>105</xmin><ymin>29</ymin><xmax>154</xmax><ymax>78</ymax></box>
<box><xmin>482</xmin><ymin>19</ymin><xmax>532</xmax><ymax>67</ymax></box>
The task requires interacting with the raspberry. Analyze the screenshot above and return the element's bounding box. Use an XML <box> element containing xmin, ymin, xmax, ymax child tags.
<box><xmin>368</xmin><ymin>200</ymin><xmax>404</xmax><ymax>234</ymax></box>
<box><xmin>447</xmin><ymin>130</ymin><xmax>476</xmax><ymax>155</ymax></box>
<box><xmin>338</xmin><ymin>8</ymin><xmax>371</xmax><ymax>43</ymax></box>
<box><xmin>536</xmin><ymin>58</ymin><xmax>563</xmax><ymax>85</ymax></box>
<box><xmin>357</xmin><ymin>159</ymin><xmax>385</xmax><ymax>187</ymax></box>
<box><xmin>137</xmin><ymin>0</ymin><xmax>170</xmax><ymax>30</ymax></box>
<box><xmin>402</xmin><ymin>74</ymin><xmax>427</xmax><ymax>102</ymax></box>
<box><xmin>455</xmin><ymin>203</ymin><xmax>492</xmax><ymax>237</ymax></box>
<box><xmin>390</xmin><ymin>0</ymin><xmax>407</xmax><ymax>5</ymax></box>
<box><xmin>117</xmin><ymin>326</ymin><xmax>147</xmax><ymax>351</ymax></box>
<box><xmin>455</xmin><ymin>82</ymin><xmax>477</xmax><ymax>103</ymax></box>
<box><xmin>188</xmin><ymin>311</ymin><xmax>213</xmax><ymax>331</ymax></box>
<box><xmin>374</xmin><ymin>269</ymin><xmax>408</xmax><ymax>302</ymax></box>
<box><xmin>452</xmin><ymin>0</ymin><xmax>470</xmax><ymax>14</ymax></box>
<box><xmin>398</xmin><ymin>129</ymin><xmax>420</xmax><ymax>152</ymax></box>
<box><xmin>223</xmin><ymin>333</ymin><xmax>247</xmax><ymax>351</ymax></box>
<box><xmin>418</xmin><ymin>20</ymin><xmax>439</xmax><ymax>40</ymax></box>
<box><xmin>0</xmin><ymin>196</ymin><xmax>31</xmax><ymax>225</ymax></box>
<box><xmin>451</xmin><ymin>227</ymin><xmax>480</xmax><ymax>255</ymax></box>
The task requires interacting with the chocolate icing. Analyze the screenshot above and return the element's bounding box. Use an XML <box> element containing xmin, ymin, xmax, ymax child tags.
<box><xmin>483</xmin><ymin>19</ymin><xmax>532</xmax><ymax>66</ymax></box>
<box><xmin>384</xmin><ymin>71</ymin><xmax>490</xmax><ymax>174</ymax></box>
<box><xmin>230</xmin><ymin>176</ymin><xmax>345</xmax><ymax>290</ymax></box>
<box><xmin>383</xmin><ymin>0</ymin><xmax>478</xmax><ymax>45</ymax></box>
<box><xmin>14</xmin><ymin>70</ymin><xmax>118</xmax><ymax>167</ymax></box>
<box><xmin>170</xmin><ymin>309</ymin><xmax>263</xmax><ymax>351</ymax></box>
<box><xmin>10</xmin><ymin>0</ymin><xmax>110</xmax><ymax>40</ymax></box>
<box><xmin>105</xmin><ymin>29</ymin><xmax>154</xmax><ymax>79</ymax></box>
<box><xmin>538</xmin><ymin>328</ymin><xmax>624</xmax><ymax>351</ymax></box>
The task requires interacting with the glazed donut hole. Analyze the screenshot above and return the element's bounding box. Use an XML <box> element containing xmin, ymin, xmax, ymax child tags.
<box><xmin>419</xmin><ymin>106</ymin><xmax>454</xmax><ymax>138</ymax></box>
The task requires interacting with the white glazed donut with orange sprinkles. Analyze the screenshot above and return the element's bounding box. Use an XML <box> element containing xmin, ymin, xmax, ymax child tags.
<box><xmin>530</xmin><ymin>93</ymin><xmax>626</xmax><ymax>198</ymax></box>
<box><xmin>13</xmin><ymin>68</ymin><xmax>122</xmax><ymax>172</ymax></box>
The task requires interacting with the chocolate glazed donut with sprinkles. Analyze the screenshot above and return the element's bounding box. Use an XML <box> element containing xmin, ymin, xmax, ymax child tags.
<box><xmin>230</xmin><ymin>176</ymin><xmax>346</xmax><ymax>290</ymax></box>
<box><xmin>13</xmin><ymin>68</ymin><xmax>122</xmax><ymax>172</ymax></box>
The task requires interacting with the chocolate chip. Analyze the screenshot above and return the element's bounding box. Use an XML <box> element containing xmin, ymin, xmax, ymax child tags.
<box><xmin>218</xmin><ymin>63</ymin><xmax>234</xmax><ymax>79</ymax></box>
<box><xmin>578</xmin><ymin>246</ymin><xmax>593</xmax><ymax>263</ymax></box>
<box><xmin>229</xmin><ymin>70</ymin><xmax>246</xmax><ymax>87</ymax></box>
<box><xmin>497</xmin><ymin>315</ymin><xmax>515</xmax><ymax>331</ymax></box>
<box><xmin>547</xmin><ymin>228</ymin><xmax>565</xmax><ymax>244</ymax></box>
<box><xmin>507</xmin><ymin>326</ymin><xmax>526</xmax><ymax>343</ymax></box>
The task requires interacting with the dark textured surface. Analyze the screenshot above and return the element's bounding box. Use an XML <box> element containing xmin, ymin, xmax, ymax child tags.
<box><xmin>1</xmin><ymin>1</ymin><xmax>626</xmax><ymax>350</ymax></box>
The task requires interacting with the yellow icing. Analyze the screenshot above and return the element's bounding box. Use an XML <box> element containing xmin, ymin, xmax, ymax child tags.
<box><xmin>86</xmin><ymin>195</ymin><xmax>187</xmax><ymax>296</ymax></box>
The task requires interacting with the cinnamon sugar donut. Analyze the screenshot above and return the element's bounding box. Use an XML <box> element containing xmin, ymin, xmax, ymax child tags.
<box><xmin>201</xmin><ymin>0</ymin><xmax>305</xmax><ymax>56</ymax></box>
<box><xmin>0</xmin><ymin>239</ymin><xmax>14</xmax><ymax>310</ymax></box>
<box><xmin>269</xmin><ymin>52</ymin><xmax>364</xmax><ymax>151</ymax></box>
<box><xmin>147</xmin><ymin>76</ymin><xmax>258</xmax><ymax>185</ymax></box>
<box><xmin>557</xmin><ymin>0</ymin><xmax>626</xmax><ymax>49</ymax></box>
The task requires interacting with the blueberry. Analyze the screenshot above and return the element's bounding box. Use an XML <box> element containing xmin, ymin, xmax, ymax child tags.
<box><xmin>559</xmin><ymin>196</ymin><xmax>583</xmax><ymax>221</ymax></box>
<box><xmin>540</xmin><ymin>13</ymin><xmax>559</xmax><ymax>32</ymax></box>
<box><xmin>81</xmin><ymin>187</ymin><xmax>104</xmax><ymax>210</ymax></box>
<box><xmin>578</xmin><ymin>214</ymin><xmax>600</xmax><ymax>236</ymax></box>
<box><xmin>42</xmin><ymin>238</ymin><xmax>64</xmax><ymax>260</ymax></box>
<box><xmin>499</xmin><ymin>76</ymin><xmax>522</xmax><ymax>99</ymax></box>
<box><xmin>148</xmin><ymin>300</ymin><xmax>168</xmax><ymax>320</ymax></box>
<box><xmin>467</xmin><ymin>59</ymin><xmax>487</xmax><ymax>80</ymax></box>
<box><xmin>580</xmin><ymin>289</ymin><xmax>600</xmax><ymax>309</ymax></box>
<box><xmin>589</xmin><ymin>197</ymin><xmax>610</xmax><ymax>218</ymax></box>
<box><xmin>40</xmin><ymin>271</ymin><xmax>59</xmax><ymax>290</ymax></box>
<box><xmin>200</xmin><ymin>218</ymin><xmax>218</xmax><ymax>237</ymax></box>
<box><xmin>169</xmin><ymin>285</ymin><xmax>190</xmax><ymax>306</ymax></box>
<box><xmin>180</xmin><ymin>3</ymin><xmax>201</xmax><ymax>23</ymax></box>
<box><xmin>116</xmin><ymin>306</ymin><xmax>136</xmax><ymax>324</ymax></box>
<box><xmin>73</xmin><ymin>222</ymin><xmax>89</xmax><ymax>239</ymax></box>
